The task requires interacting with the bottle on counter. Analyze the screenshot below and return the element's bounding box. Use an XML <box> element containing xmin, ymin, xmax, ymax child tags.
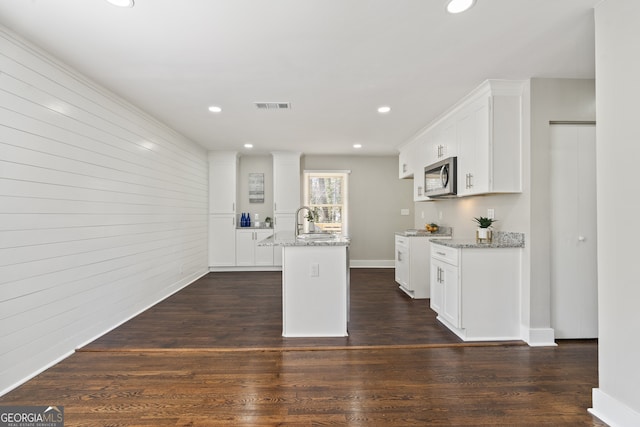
<box><xmin>240</xmin><ymin>213</ymin><xmax>246</xmax><ymax>227</ymax></box>
<box><xmin>246</xmin><ymin>213</ymin><xmax>251</xmax><ymax>227</ymax></box>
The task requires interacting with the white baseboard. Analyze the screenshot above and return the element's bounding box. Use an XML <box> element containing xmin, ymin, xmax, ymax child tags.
<box><xmin>521</xmin><ymin>327</ymin><xmax>557</xmax><ymax>347</ymax></box>
<box><xmin>349</xmin><ymin>259</ymin><xmax>394</xmax><ymax>268</ymax></box>
<box><xmin>590</xmin><ymin>388</ymin><xmax>640</xmax><ymax>427</ymax></box>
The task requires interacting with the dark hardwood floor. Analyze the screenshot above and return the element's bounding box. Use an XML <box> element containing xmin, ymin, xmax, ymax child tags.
<box><xmin>0</xmin><ymin>269</ymin><xmax>606</xmax><ymax>426</ymax></box>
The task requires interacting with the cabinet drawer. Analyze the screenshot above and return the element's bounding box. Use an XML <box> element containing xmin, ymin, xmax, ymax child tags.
<box><xmin>430</xmin><ymin>243</ymin><xmax>459</xmax><ymax>265</ymax></box>
<box><xmin>395</xmin><ymin>235</ymin><xmax>408</xmax><ymax>247</ymax></box>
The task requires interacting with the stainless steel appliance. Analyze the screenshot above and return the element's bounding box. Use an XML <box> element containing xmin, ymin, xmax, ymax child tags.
<box><xmin>424</xmin><ymin>157</ymin><xmax>457</xmax><ymax>197</ymax></box>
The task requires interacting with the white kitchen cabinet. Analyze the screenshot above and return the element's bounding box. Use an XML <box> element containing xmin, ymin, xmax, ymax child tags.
<box><xmin>431</xmin><ymin>119</ymin><xmax>457</xmax><ymax>162</ymax></box>
<box><xmin>236</xmin><ymin>229</ymin><xmax>274</xmax><ymax>266</ymax></box>
<box><xmin>430</xmin><ymin>242</ymin><xmax>521</xmax><ymax>341</ymax></box>
<box><xmin>209</xmin><ymin>151</ymin><xmax>238</xmax><ymax>214</ymax></box>
<box><xmin>273</xmin><ymin>152</ymin><xmax>301</xmax><ymax>213</ymax></box>
<box><xmin>398</xmin><ymin>143</ymin><xmax>414</xmax><ymax>179</ymax></box>
<box><xmin>398</xmin><ymin>80</ymin><xmax>524</xmax><ymax>198</ymax></box>
<box><xmin>209</xmin><ymin>214</ymin><xmax>236</xmax><ymax>267</ymax></box>
<box><xmin>395</xmin><ymin>234</ymin><xmax>451</xmax><ymax>299</ymax></box>
<box><xmin>208</xmin><ymin>151</ymin><xmax>238</xmax><ymax>268</ymax></box>
<box><xmin>456</xmin><ymin>80</ymin><xmax>524</xmax><ymax>197</ymax></box>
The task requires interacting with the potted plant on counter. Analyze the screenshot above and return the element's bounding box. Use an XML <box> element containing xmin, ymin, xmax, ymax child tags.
<box><xmin>474</xmin><ymin>216</ymin><xmax>497</xmax><ymax>243</ymax></box>
<box><xmin>305</xmin><ymin>208</ymin><xmax>319</xmax><ymax>232</ymax></box>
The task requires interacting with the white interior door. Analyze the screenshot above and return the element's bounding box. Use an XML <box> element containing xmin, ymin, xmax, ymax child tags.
<box><xmin>550</xmin><ymin>124</ymin><xmax>598</xmax><ymax>339</ymax></box>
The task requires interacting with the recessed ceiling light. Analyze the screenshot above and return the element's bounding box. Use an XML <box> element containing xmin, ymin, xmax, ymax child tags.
<box><xmin>105</xmin><ymin>0</ymin><xmax>134</xmax><ymax>7</ymax></box>
<box><xmin>208</xmin><ymin>106</ymin><xmax>222</xmax><ymax>113</ymax></box>
<box><xmin>377</xmin><ymin>106</ymin><xmax>391</xmax><ymax>114</ymax></box>
<box><xmin>446</xmin><ymin>0</ymin><xmax>476</xmax><ymax>14</ymax></box>
<box><xmin>244</xmin><ymin>143</ymin><xmax>253</xmax><ymax>149</ymax></box>
<box><xmin>353</xmin><ymin>144</ymin><xmax>362</xmax><ymax>149</ymax></box>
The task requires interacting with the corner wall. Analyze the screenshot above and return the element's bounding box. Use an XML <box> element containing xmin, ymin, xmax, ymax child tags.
<box><xmin>590</xmin><ymin>1</ymin><xmax>640</xmax><ymax>425</ymax></box>
<box><xmin>0</xmin><ymin>27</ymin><xmax>209</xmax><ymax>394</ymax></box>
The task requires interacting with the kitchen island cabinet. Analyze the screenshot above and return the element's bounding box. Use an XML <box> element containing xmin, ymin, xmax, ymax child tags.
<box><xmin>260</xmin><ymin>233</ymin><xmax>350</xmax><ymax>337</ymax></box>
<box><xmin>430</xmin><ymin>234</ymin><xmax>524</xmax><ymax>341</ymax></box>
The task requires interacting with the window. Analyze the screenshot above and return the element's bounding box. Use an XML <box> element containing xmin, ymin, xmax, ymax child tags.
<box><xmin>303</xmin><ymin>170</ymin><xmax>349</xmax><ymax>235</ymax></box>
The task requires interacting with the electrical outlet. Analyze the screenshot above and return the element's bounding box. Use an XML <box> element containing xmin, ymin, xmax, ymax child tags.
<box><xmin>438</xmin><ymin>211</ymin><xmax>443</xmax><ymax>220</ymax></box>
<box><xmin>310</xmin><ymin>263</ymin><xmax>319</xmax><ymax>277</ymax></box>
<box><xmin>401</xmin><ymin>209</ymin><xmax>410</xmax><ymax>216</ymax></box>
<box><xmin>487</xmin><ymin>209</ymin><xmax>495</xmax><ymax>219</ymax></box>
<box><xmin>421</xmin><ymin>211</ymin><xmax>425</xmax><ymax>219</ymax></box>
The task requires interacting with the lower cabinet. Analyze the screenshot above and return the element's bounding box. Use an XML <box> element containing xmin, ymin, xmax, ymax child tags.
<box><xmin>209</xmin><ymin>214</ymin><xmax>236</xmax><ymax>267</ymax></box>
<box><xmin>236</xmin><ymin>229</ymin><xmax>274</xmax><ymax>267</ymax></box>
<box><xmin>430</xmin><ymin>243</ymin><xmax>521</xmax><ymax>341</ymax></box>
<box><xmin>395</xmin><ymin>234</ymin><xmax>451</xmax><ymax>299</ymax></box>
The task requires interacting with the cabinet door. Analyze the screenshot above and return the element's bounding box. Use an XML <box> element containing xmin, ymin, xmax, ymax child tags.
<box><xmin>209</xmin><ymin>152</ymin><xmax>237</xmax><ymax>214</ymax></box>
<box><xmin>456</xmin><ymin>99</ymin><xmax>489</xmax><ymax>196</ymax></box>
<box><xmin>273</xmin><ymin>153</ymin><xmax>301</xmax><ymax>213</ymax></box>
<box><xmin>254</xmin><ymin>230</ymin><xmax>274</xmax><ymax>266</ymax></box>
<box><xmin>235</xmin><ymin>230</ymin><xmax>255</xmax><ymax>266</ymax></box>
<box><xmin>441</xmin><ymin>262</ymin><xmax>461</xmax><ymax>328</ymax></box>
<box><xmin>209</xmin><ymin>214</ymin><xmax>236</xmax><ymax>266</ymax></box>
<box><xmin>430</xmin><ymin>259</ymin><xmax>444</xmax><ymax>313</ymax></box>
<box><xmin>436</xmin><ymin>120</ymin><xmax>457</xmax><ymax>160</ymax></box>
<box><xmin>395</xmin><ymin>239</ymin><xmax>409</xmax><ymax>287</ymax></box>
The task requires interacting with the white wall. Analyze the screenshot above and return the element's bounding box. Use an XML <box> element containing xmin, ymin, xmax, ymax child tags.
<box><xmin>302</xmin><ymin>155</ymin><xmax>414</xmax><ymax>266</ymax></box>
<box><xmin>0</xmin><ymin>27</ymin><xmax>209</xmax><ymax>394</ymax></box>
<box><xmin>413</xmin><ymin>78</ymin><xmax>595</xmax><ymax>345</ymax></box>
<box><xmin>591</xmin><ymin>1</ymin><xmax>640</xmax><ymax>425</ymax></box>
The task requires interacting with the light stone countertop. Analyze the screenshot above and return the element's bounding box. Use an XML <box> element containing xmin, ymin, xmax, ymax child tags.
<box><xmin>430</xmin><ymin>231</ymin><xmax>525</xmax><ymax>249</ymax></box>
<box><xmin>395</xmin><ymin>226</ymin><xmax>453</xmax><ymax>238</ymax></box>
<box><xmin>258</xmin><ymin>231</ymin><xmax>350</xmax><ymax>247</ymax></box>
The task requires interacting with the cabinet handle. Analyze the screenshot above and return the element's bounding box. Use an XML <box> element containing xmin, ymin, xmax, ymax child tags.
<box><xmin>468</xmin><ymin>173</ymin><xmax>473</xmax><ymax>188</ymax></box>
<box><xmin>397</xmin><ymin>251</ymin><xmax>402</xmax><ymax>262</ymax></box>
<box><xmin>232</xmin><ymin>217</ymin><xmax>235</xmax><ymax>225</ymax></box>
<box><xmin>232</xmin><ymin>203</ymin><xmax>235</xmax><ymax>212</ymax></box>
<box><xmin>436</xmin><ymin>251</ymin><xmax>446</xmax><ymax>256</ymax></box>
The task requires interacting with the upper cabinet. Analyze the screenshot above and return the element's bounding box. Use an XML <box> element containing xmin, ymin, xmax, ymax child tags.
<box><xmin>273</xmin><ymin>152</ymin><xmax>301</xmax><ymax>213</ymax></box>
<box><xmin>398</xmin><ymin>79</ymin><xmax>525</xmax><ymax>200</ymax></box>
<box><xmin>209</xmin><ymin>151</ymin><xmax>238</xmax><ymax>214</ymax></box>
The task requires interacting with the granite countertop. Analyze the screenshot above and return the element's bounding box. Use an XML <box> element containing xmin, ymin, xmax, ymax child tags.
<box><xmin>258</xmin><ymin>231</ymin><xmax>350</xmax><ymax>247</ymax></box>
<box><xmin>430</xmin><ymin>231</ymin><xmax>525</xmax><ymax>249</ymax></box>
<box><xmin>395</xmin><ymin>226</ymin><xmax>453</xmax><ymax>238</ymax></box>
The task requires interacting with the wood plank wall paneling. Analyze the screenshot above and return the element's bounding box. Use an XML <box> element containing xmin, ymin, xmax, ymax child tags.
<box><xmin>0</xmin><ymin>27</ymin><xmax>209</xmax><ymax>394</ymax></box>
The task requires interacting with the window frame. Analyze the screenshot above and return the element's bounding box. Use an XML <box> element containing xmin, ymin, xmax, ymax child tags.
<box><xmin>303</xmin><ymin>170</ymin><xmax>350</xmax><ymax>236</ymax></box>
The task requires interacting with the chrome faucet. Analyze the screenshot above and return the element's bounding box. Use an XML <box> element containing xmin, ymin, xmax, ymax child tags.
<box><xmin>295</xmin><ymin>206</ymin><xmax>312</xmax><ymax>237</ymax></box>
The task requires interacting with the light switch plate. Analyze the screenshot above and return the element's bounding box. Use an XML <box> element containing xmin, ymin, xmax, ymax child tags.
<box><xmin>487</xmin><ymin>208</ymin><xmax>495</xmax><ymax>219</ymax></box>
<box><xmin>401</xmin><ymin>209</ymin><xmax>410</xmax><ymax>216</ymax></box>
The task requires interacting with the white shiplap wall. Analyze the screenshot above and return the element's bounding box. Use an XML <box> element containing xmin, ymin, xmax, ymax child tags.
<box><xmin>0</xmin><ymin>27</ymin><xmax>209</xmax><ymax>394</ymax></box>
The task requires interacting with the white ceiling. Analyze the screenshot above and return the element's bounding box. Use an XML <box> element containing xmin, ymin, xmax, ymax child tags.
<box><xmin>0</xmin><ymin>0</ymin><xmax>598</xmax><ymax>155</ymax></box>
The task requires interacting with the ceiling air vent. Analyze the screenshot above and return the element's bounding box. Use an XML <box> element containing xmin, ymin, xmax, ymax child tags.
<box><xmin>254</xmin><ymin>102</ymin><xmax>291</xmax><ymax>110</ymax></box>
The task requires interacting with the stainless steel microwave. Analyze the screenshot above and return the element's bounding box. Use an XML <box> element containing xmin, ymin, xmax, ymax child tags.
<box><xmin>424</xmin><ymin>157</ymin><xmax>457</xmax><ymax>197</ymax></box>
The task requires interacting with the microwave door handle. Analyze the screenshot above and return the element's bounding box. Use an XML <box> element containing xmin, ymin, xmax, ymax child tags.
<box><xmin>440</xmin><ymin>164</ymin><xmax>449</xmax><ymax>188</ymax></box>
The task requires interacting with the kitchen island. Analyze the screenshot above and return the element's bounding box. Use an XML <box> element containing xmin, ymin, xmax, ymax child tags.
<box><xmin>259</xmin><ymin>232</ymin><xmax>350</xmax><ymax>337</ymax></box>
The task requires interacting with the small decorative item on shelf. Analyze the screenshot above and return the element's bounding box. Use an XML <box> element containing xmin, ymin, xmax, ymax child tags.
<box><xmin>265</xmin><ymin>217</ymin><xmax>272</xmax><ymax>228</ymax></box>
<box><xmin>474</xmin><ymin>216</ymin><xmax>497</xmax><ymax>243</ymax></box>
<box><xmin>425</xmin><ymin>223</ymin><xmax>439</xmax><ymax>233</ymax></box>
